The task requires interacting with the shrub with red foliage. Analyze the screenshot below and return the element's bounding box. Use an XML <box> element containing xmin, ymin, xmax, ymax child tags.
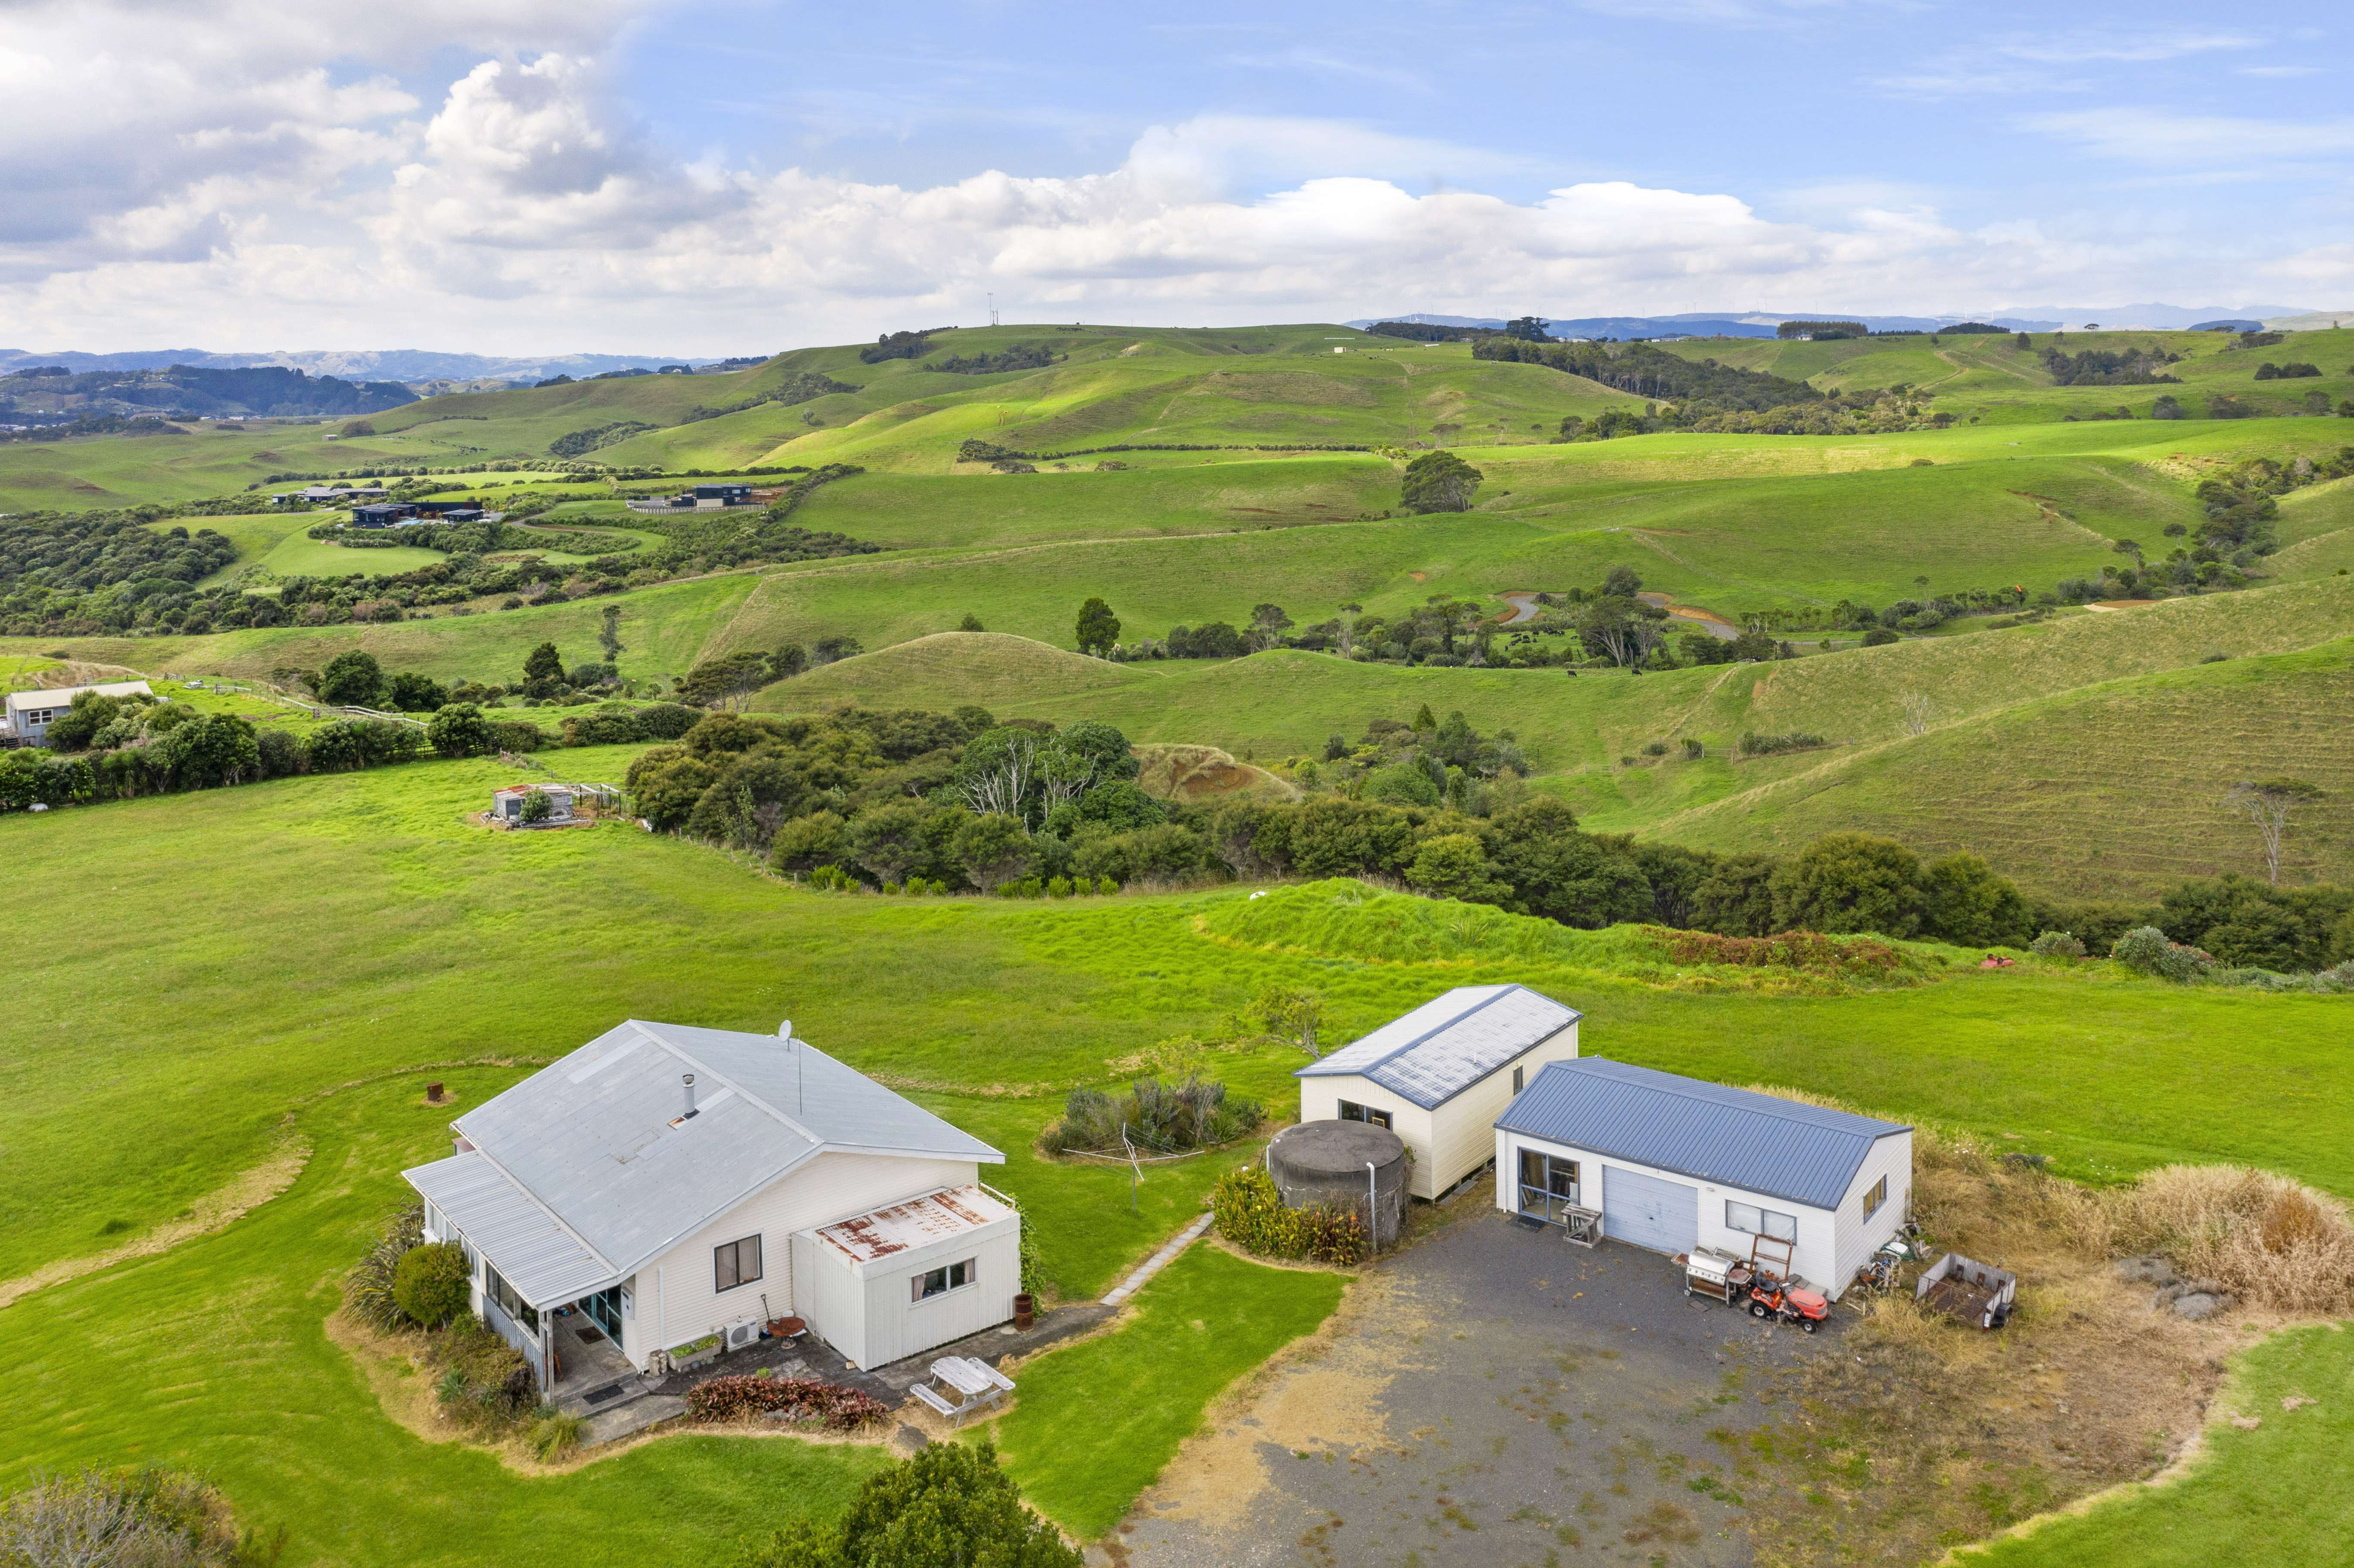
<box><xmin>685</xmin><ymin>1373</ymin><xmax>888</xmax><ymax>1429</ymax></box>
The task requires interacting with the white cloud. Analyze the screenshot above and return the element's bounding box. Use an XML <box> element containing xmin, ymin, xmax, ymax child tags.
<box><xmin>0</xmin><ymin>0</ymin><xmax>2335</xmax><ymax>353</ymax></box>
<box><xmin>1994</xmin><ymin>30</ymin><xmax>2261</xmax><ymax>65</ymax></box>
<box><xmin>2025</xmin><ymin>107</ymin><xmax>2354</xmax><ymax>164</ymax></box>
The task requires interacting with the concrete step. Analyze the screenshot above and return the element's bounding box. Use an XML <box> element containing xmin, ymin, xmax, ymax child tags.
<box><xmin>581</xmin><ymin>1392</ymin><xmax>686</xmax><ymax>1447</ymax></box>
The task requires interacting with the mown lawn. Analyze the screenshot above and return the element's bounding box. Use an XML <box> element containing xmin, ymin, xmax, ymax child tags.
<box><xmin>1960</xmin><ymin>1324</ymin><xmax>2354</xmax><ymax>1568</ymax></box>
<box><xmin>979</xmin><ymin>1245</ymin><xmax>1346</xmax><ymax>1539</ymax></box>
<box><xmin>3</xmin><ymin>750</ymin><xmax>2351</xmax><ymax>1563</ymax></box>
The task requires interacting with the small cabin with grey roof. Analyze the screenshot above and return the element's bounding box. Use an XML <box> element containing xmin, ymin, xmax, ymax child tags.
<box><xmin>1494</xmin><ymin>1058</ymin><xmax>1912</xmax><ymax>1298</ymax></box>
<box><xmin>404</xmin><ymin>1018</ymin><xmax>1019</xmax><ymax>1391</ymax></box>
<box><xmin>1295</xmin><ymin>984</ymin><xmax>1582</xmax><ymax>1200</ymax></box>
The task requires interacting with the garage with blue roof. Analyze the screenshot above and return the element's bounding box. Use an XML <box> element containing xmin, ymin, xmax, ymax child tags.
<box><xmin>1493</xmin><ymin>1058</ymin><xmax>1913</xmax><ymax>1298</ymax></box>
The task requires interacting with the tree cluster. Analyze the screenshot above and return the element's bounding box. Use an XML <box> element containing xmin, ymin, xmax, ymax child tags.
<box><xmin>1476</xmin><ymin>337</ymin><xmax>1821</xmax><ymax>414</ymax></box>
<box><xmin>2040</xmin><ymin>346</ymin><xmax>2182</xmax><ymax>386</ymax></box>
<box><xmin>858</xmin><ymin>330</ymin><xmax>940</xmax><ymax>364</ymax></box>
<box><xmin>927</xmin><ymin>345</ymin><xmax>1058</xmax><ymax>374</ymax></box>
<box><xmin>735</xmin><ymin>1440</ymin><xmax>1080</xmax><ymax>1568</ymax></box>
<box><xmin>2</xmin><ymin>689</ymin><xmax>422</xmax><ymax>812</ymax></box>
<box><xmin>2252</xmin><ymin>361</ymin><xmax>2322</xmax><ymax>380</ymax></box>
<box><xmin>1776</xmin><ymin>320</ymin><xmax>1868</xmax><ymax>340</ymax></box>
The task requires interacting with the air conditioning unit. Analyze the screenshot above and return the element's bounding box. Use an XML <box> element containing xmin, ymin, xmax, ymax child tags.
<box><xmin>724</xmin><ymin>1320</ymin><xmax>760</xmax><ymax>1352</ymax></box>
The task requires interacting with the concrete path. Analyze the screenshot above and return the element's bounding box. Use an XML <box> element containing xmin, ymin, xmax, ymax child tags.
<box><xmin>1103</xmin><ymin>1213</ymin><xmax>1215</xmax><ymax>1306</ymax></box>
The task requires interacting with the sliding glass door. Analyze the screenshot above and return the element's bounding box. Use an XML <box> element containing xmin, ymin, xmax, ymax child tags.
<box><xmin>1517</xmin><ymin>1148</ymin><xmax>1582</xmax><ymax>1223</ymax></box>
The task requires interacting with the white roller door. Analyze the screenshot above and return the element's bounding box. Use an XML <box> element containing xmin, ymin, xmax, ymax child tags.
<box><xmin>1602</xmin><ymin>1165</ymin><xmax>1698</xmax><ymax>1255</ymax></box>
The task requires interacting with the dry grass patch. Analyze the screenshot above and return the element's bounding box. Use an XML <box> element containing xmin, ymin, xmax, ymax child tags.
<box><xmin>1734</xmin><ymin>1097</ymin><xmax>2354</xmax><ymax>1567</ymax></box>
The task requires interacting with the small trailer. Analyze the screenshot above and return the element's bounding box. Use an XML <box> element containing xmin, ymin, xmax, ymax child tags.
<box><xmin>1915</xmin><ymin>1252</ymin><xmax>2016</xmax><ymax>1328</ymax></box>
<box><xmin>1681</xmin><ymin>1248</ymin><xmax>1755</xmax><ymax>1305</ymax></box>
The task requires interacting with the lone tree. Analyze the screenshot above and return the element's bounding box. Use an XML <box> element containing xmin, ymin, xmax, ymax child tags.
<box><xmin>315</xmin><ymin>650</ymin><xmax>385</xmax><ymax>707</ymax></box>
<box><xmin>1075</xmin><ymin>597</ymin><xmax>1121</xmax><ymax>655</ymax></box>
<box><xmin>1400</xmin><ymin>450</ymin><xmax>1483</xmax><ymax>513</ymax></box>
<box><xmin>522</xmin><ymin>641</ymin><xmax>564</xmax><ymax>686</ymax></box>
<box><xmin>677</xmin><ymin>649</ymin><xmax>772</xmax><ymax>710</ymax></box>
<box><xmin>598</xmin><ymin>604</ymin><xmax>624</xmax><ymax>666</ymax></box>
<box><xmin>2225</xmin><ymin>778</ymin><xmax>2324</xmax><ymax>885</ymax></box>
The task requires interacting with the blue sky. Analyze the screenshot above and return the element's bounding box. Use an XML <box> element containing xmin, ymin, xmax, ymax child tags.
<box><xmin>1</xmin><ymin>0</ymin><xmax>2347</xmax><ymax>351</ymax></box>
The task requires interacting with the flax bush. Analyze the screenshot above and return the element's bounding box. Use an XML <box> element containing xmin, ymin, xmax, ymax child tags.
<box><xmin>1040</xmin><ymin>1074</ymin><xmax>1261</xmax><ymax>1156</ymax></box>
<box><xmin>345</xmin><ymin>1201</ymin><xmax>424</xmax><ymax>1331</ymax></box>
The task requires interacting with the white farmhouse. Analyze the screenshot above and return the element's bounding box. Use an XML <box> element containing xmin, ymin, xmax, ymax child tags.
<box><xmin>405</xmin><ymin>1019</ymin><xmax>1019</xmax><ymax>1393</ymax></box>
<box><xmin>1296</xmin><ymin>985</ymin><xmax>1582</xmax><ymax>1201</ymax></box>
<box><xmin>1495</xmin><ymin>1058</ymin><xmax>1912</xmax><ymax>1298</ymax></box>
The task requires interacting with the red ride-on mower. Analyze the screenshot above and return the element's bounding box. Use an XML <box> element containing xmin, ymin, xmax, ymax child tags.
<box><xmin>1747</xmin><ymin>1279</ymin><xmax>1831</xmax><ymax>1333</ymax></box>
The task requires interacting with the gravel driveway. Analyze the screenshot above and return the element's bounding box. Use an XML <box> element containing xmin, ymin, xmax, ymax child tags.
<box><xmin>1109</xmin><ymin>1193</ymin><xmax>1840</xmax><ymax>1568</ymax></box>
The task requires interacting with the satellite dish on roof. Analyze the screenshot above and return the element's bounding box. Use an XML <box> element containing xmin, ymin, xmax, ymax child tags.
<box><xmin>778</xmin><ymin>1019</ymin><xmax>793</xmax><ymax>1039</ymax></box>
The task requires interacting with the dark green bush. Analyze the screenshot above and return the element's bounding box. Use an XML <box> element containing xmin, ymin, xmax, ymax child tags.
<box><xmin>392</xmin><ymin>1241</ymin><xmax>471</xmax><ymax>1326</ymax></box>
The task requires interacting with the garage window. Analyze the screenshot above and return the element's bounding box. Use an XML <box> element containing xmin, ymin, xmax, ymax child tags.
<box><xmin>1725</xmin><ymin>1201</ymin><xmax>1797</xmax><ymax>1242</ymax></box>
<box><xmin>713</xmin><ymin>1234</ymin><xmax>763</xmax><ymax>1292</ymax></box>
<box><xmin>912</xmin><ymin>1258</ymin><xmax>975</xmax><ymax>1302</ymax></box>
<box><xmin>1338</xmin><ymin>1100</ymin><xmax>1393</xmax><ymax>1130</ymax></box>
<box><xmin>1862</xmin><ymin>1175</ymin><xmax>1889</xmax><ymax>1220</ymax></box>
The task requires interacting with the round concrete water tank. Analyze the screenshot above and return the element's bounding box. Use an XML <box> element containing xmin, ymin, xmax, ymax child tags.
<box><xmin>1266</xmin><ymin>1120</ymin><xmax>1409</xmax><ymax>1249</ymax></box>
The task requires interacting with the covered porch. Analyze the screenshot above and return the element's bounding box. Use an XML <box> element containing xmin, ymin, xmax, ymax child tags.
<box><xmin>411</xmin><ymin>1151</ymin><xmax>638</xmax><ymax>1397</ymax></box>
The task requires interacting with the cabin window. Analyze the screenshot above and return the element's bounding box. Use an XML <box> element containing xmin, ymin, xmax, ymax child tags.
<box><xmin>1862</xmin><ymin>1175</ymin><xmax>1889</xmax><ymax>1220</ymax></box>
<box><xmin>912</xmin><ymin>1258</ymin><xmax>976</xmax><ymax>1302</ymax></box>
<box><xmin>1725</xmin><ymin>1201</ymin><xmax>1797</xmax><ymax>1242</ymax></box>
<box><xmin>713</xmin><ymin>1235</ymin><xmax>763</xmax><ymax>1292</ymax></box>
<box><xmin>1337</xmin><ymin>1099</ymin><xmax>1393</xmax><ymax>1130</ymax></box>
<box><xmin>1512</xmin><ymin>1065</ymin><xmax>1524</xmax><ymax>1093</ymax></box>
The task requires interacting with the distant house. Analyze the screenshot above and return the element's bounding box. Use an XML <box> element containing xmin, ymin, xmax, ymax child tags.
<box><xmin>273</xmin><ymin>484</ymin><xmax>387</xmax><ymax>506</ymax></box>
<box><xmin>412</xmin><ymin>501</ymin><xmax>484</xmax><ymax>523</ymax></box>
<box><xmin>404</xmin><ymin>1019</ymin><xmax>1015</xmax><ymax>1391</ymax></box>
<box><xmin>2</xmin><ymin>680</ymin><xmax>153</xmax><ymax>745</ymax></box>
<box><xmin>692</xmin><ymin>483</ymin><xmax>754</xmax><ymax>505</ymax></box>
<box><xmin>1296</xmin><ymin>984</ymin><xmax>1583</xmax><ymax>1200</ymax></box>
<box><xmin>350</xmin><ymin>502</ymin><xmax>417</xmax><ymax>528</ymax></box>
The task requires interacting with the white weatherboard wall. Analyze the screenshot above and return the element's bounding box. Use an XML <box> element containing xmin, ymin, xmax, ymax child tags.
<box><xmin>623</xmin><ymin>1152</ymin><xmax>976</xmax><ymax>1367</ymax></box>
<box><xmin>1302</xmin><ymin>1023</ymin><xmax>1577</xmax><ymax>1200</ymax></box>
<box><xmin>1493</xmin><ymin>1128</ymin><xmax>1909</xmax><ymax>1300</ymax></box>
<box><xmin>792</xmin><ymin>1210</ymin><xmax>1021</xmax><ymax>1370</ymax></box>
<box><xmin>1296</xmin><ymin>1078</ymin><xmax>1437</xmax><ymax>1197</ymax></box>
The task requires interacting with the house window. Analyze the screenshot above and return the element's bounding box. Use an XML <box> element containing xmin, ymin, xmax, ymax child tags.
<box><xmin>1862</xmin><ymin>1175</ymin><xmax>1889</xmax><ymax>1220</ymax></box>
<box><xmin>713</xmin><ymin>1235</ymin><xmax>763</xmax><ymax>1292</ymax></box>
<box><xmin>1337</xmin><ymin>1099</ymin><xmax>1393</xmax><ymax>1130</ymax></box>
<box><xmin>1725</xmin><ymin>1201</ymin><xmax>1797</xmax><ymax>1243</ymax></box>
<box><xmin>1512</xmin><ymin>1065</ymin><xmax>1524</xmax><ymax>1093</ymax></box>
<box><xmin>484</xmin><ymin>1263</ymin><xmax>538</xmax><ymax>1332</ymax></box>
<box><xmin>911</xmin><ymin>1258</ymin><xmax>976</xmax><ymax>1302</ymax></box>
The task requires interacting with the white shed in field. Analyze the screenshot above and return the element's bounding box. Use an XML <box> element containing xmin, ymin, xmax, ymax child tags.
<box><xmin>1494</xmin><ymin>1058</ymin><xmax>1912</xmax><ymax>1299</ymax></box>
<box><xmin>1296</xmin><ymin>985</ymin><xmax>1582</xmax><ymax>1201</ymax></box>
<box><xmin>789</xmin><ymin>1185</ymin><xmax>1022</xmax><ymax>1371</ymax></box>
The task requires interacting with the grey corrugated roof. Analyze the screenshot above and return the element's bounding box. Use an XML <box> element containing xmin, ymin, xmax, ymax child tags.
<box><xmin>404</xmin><ymin>1020</ymin><xmax>1001</xmax><ymax>1305</ymax></box>
<box><xmin>408</xmin><ymin>1151</ymin><xmax>616</xmax><ymax>1307</ymax></box>
<box><xmin>1295</xmin><ymin>985</ymin><xmax>1581</xmax><ymax>1110</ymax></box>
<box><xmin>1495</xmin><ymin>1058</ymin><xmax>1909</xmax><ymax>1211</ymax></box>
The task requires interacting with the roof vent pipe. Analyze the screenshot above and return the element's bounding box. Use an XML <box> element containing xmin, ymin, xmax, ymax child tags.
<box><xmin>681</xmin><ymin>1072</ymin><xmax>697</xmax><ymax>1120</ymax></box>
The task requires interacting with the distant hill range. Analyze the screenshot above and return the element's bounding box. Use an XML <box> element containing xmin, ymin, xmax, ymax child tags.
<box><xmin>0</xmin><ymin>347</ymin><xmax>760</xmax><ymax>386</ymax></box>
<box><xmin>0</xmin><ymin>363</ymin><xmax>420</xmax><ymax>424</ymax></box>
<box><xmin>1350</xmin><ymin>304</ymin><xmax>2334</xmax><ymax>338</ymax></box>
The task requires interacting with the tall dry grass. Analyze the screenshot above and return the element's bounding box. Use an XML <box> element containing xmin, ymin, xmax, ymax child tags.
<box><xmin>1744</xmin><ymin>1083</ymin><xmax>2354</xmax><ymax>1316</ymax></box>
<box><xmin>2105</xmin><ymin>1164</ymin><xmax>2354</xmax><ymax>1316</ymax></box>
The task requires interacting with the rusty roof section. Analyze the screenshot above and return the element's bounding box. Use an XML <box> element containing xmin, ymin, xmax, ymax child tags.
<box><xmin>813</xmin><ymin>1185</ymin><xmax>1010</xmax><ymax>1264</ymax></box>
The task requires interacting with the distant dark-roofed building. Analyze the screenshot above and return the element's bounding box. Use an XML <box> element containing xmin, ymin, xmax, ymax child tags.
<box><xmin>413</xmin><ymin>501</ymin><xmax>484</xmax><ymax>522</ymax></box>
<box><xmin>692</xmin><ymin>483</ymin><xmax>753</xmax><ymax>504</ymax></box>
<box><xmin>350</xmin><ymin>502</ymin><xmax>418</xmax><ymax>528</ymax></box>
